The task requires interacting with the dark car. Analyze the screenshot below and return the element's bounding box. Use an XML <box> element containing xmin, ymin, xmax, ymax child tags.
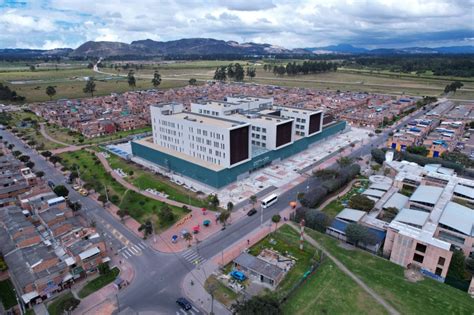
<box><xmin>247</xmin><ymin>208</ymin><xmax>257</xmax><ymax>216</ymax></box>
<box><xmin>176</xmin><ymin>297</ymin><xmax>192</xmax><ymax>311</ymax></box>
<box><xmin>47</xmin><ymin>180</ymin><xmax>55</xmax><ymax>188</ymax></box>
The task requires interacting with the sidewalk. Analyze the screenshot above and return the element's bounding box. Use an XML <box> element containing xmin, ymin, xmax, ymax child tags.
<box><xmin>72</xmin><ymin>257</ymin><xmax>135</xmax><ymax>315</ymax></box>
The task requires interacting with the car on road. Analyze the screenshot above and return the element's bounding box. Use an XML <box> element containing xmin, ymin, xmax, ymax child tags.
<box><xmin>247</xmin><ymin>208</ymin><xmax>257</xmax><ymax>216</ymax></box>
<box><xmin>78</xmin><ymin>188</ymin><xmax>89</xmax><ymax>196</ymax></box>
<box><xmin>176</xmin><ymin>297</ymin><xmax>192</xmax><ymax>311</ymax></box>
<box><xmin>47</xmin><ymin>180</ymin><xmax>55</xmax><ymax>189</ymax></box>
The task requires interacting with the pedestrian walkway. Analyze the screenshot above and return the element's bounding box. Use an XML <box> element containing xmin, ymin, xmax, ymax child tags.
<box><xmin>181</xmin><ymin>248</ymin><xmax>206</xmax><ymax>265</ymax></box>
<box><xmin>176</xmin><ymin>305</ymin><xmax>201</xmax><ymax>315</ymax></box>
<box><xmin>119</xmin><ymin>242</ymin><xmax>149</xmax><ymax>260</ymax></box>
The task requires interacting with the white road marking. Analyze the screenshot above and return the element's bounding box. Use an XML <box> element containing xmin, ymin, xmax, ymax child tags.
<box><xmin>192</xmin><ymin>306</ymin><xmax>200</xmax><ymax>313</ymax></box>
<box><xmin>129</xmin><ymin>246</ymin><xmax>140</xmax><ymax>254</ymax></box>
<box><xmin>122</xmin><ymin>251</ymin><xmax>130</xmax><ymax>258</ymax></box>
<box><xmin>179</xmin><ymin>309</ymin><xmax>187</xmax><ymax>315</ymax></box>
<box><xmin>189</xmin><ymin>310</ymin><xmax>196</xmax><ymax>315</ymax></box>
<box><xmin>137</xmin><ymin>243</ymin><xmax>146</xmax><ymax>250</ymax></box>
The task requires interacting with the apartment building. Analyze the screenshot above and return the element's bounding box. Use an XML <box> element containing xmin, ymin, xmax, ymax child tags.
<box><xmin>132</xmin><ymin>96</ymin><xmax>346</xmax><ymax>188</ymax></box>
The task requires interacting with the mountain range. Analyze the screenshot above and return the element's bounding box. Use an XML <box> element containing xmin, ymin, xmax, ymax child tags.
<box><xmin>0</xmin><ymin>38</ymin><xmax>473</xmax><ymax>58</ymax></box>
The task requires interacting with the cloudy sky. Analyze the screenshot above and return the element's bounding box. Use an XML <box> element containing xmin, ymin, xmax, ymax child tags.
<box><xmin>0</xmin><ymin>0</ymin><xmax>473</xmax><ymax>49</ymax></box>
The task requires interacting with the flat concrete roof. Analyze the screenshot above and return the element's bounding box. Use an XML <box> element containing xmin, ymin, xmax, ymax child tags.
<box><xmin>369</xmin><ymin>182</ymin><xmax>392</xmax><ymax>192</ymax></box>
<box><xmin>362</xmin><ymin>189</ymin><xmax>385</xmax><ymax>198</ymax></box>
<box><xmin>383</xmin><ymin>193</ymin><xmax>409</xmax><ymax>210</ymax></box>
<box><xmin>409</xmin><ymin>185</ymin><xmax>444</xmax><ymax>205</ymax></box>
<box><xmin>439</xmin><ymin>202</ymin><xmax>474</xmax><ymax>236</ymax></box>
<box><xmin>336</xmin><ymin>208</ymin><xmax>366</xmax><ymax>223</ymax></box>
<box><xmin>394</xmin><ymin>208</ymin><xmax>429</xmax><ymax>228</ymax></box>
<box><xmin>173</xmin><ymin>112</ymin><xmax>246</xmax><ymax>129</ymax></box>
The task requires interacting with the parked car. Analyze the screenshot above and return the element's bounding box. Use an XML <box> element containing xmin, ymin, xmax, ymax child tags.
<box><xmin>247</xmin><ymin>208</ymin><xmax>257</xmax><ymax>216</ymax></box>
<box><xmin>47</xmin><ymin>180</ymin><xmax>55</xmax><ymax>189</ymax></box>
<box><xmin>176</xmin><ymin>297</ymin><xmax>192</xmax><ymax>311</ymax></box>
<box><xmin>72</xmin><ymin>185</ymin><xmax>81</xmax><ymax>191</ymax></box>
<box><xmin>79</xmin><ymin>188</ymin><xmax>89</xmax><ymax>196</ymax></box>
<box><xmin>230</xmin><ymin>270</ymin><xmax>246</xmax><ymax>281</ymax></box>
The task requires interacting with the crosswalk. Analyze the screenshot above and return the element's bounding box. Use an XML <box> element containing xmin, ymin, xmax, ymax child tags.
<box><xmin>176</xmin><ymin>306</ymin><xmax>200</xmax><ymax>315</ymax></box>
<box><xmin>119</xmin><ymin>242</ymin><xmax>148</xmax><ymax>259</ymax></box>
<box><xmin>181</xmin><ymin>249</ymin><xmax>206</xmax><ymax>266</ymax></box>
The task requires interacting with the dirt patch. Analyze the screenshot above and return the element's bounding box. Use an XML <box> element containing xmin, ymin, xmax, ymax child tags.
<box><xmin>404</xmin><ymin>266</ymin><xmax>424</xmax><ymax>283</ymax></box>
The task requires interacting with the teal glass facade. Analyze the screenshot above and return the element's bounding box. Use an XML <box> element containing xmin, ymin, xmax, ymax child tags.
<box><xmin>131</xmin><ymin>121</ymin><xmax>346</xmax><ymax>188</ymax></box>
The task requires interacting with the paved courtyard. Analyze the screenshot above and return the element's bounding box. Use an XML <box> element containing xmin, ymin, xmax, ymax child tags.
<box><xmin>111</xmin><ymin>126</ymin><xmax>371</xmax><ymax>207</ymax></box>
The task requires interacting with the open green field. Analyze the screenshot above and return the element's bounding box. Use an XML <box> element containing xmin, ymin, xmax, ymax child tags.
<box><xmin>78</xmin><ymin>267</ymin><xmax>119</xmax><ymax>298</ymax></box>
<box><xmin>0</xmin><ymin>279</ymin><xmax>18</xmax><ymax>310</ymax></box>
<box><xmin>282</xmin><ymin>259</ymin><xmax>388</xmax><ymax>315</ymax></box>
<box><xmin>105</xmin><ymin>154</ymin><xmax>206</xmax><ymax>207</ymax></box>
<box><xmin>305</xmin><ymin>229</ymin><xmax>474</xmax><ymax>315</ymax></box>
<box><xmin>44</xmin><ymin>123</ymin><xmax>151</xmax><ymax>145</ymax></box>
<box><xmin>58</xmin><ymin>150</ymin><xmax>189</xmax><ymax>229</ymax></box>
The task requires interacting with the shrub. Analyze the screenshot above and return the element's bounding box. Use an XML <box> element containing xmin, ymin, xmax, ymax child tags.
<box><xmin>300</xmin><ymin>186</ymin><xmax>328</xmax><ymax>208</ymax></box>
<box><xmin>348</xmin><ymin>195</ymin><xmax>375</xmax><ymax>212</ymax></box>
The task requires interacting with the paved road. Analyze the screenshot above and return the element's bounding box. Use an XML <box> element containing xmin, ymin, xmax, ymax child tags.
<box><xmin>0</xmin><ymin>102</ymin><xmax>433</xmax><ymax>314</ymax></box>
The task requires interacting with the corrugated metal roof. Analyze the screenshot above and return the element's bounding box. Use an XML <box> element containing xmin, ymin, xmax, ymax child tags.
<box><xmin>383</xmin><ymin>193</ymin><xmax>409</xmax><ymax>210</ymax></box>
<box><xmin>409</xmin><ymin>185</ymin><xmax>444</xmax><ymax>205</ymax></box>
<box><xmin>336</xmin><ymin>208</ymin><xmax>366</xmax><ymax>223</ymax></box>
<box><xmin>454</xmin><ymin>184</ymin><xmax>474</xmax><ymax>200</ymax></box>
<box><xmin>394</xmin><ymin>208</ymin><xmax>429</xmax><ymax>228</ymax></box>
<box><xmin>439</xmin><ymin>202</ymin><xmax>474</xmax><ymax>236</ymax></box>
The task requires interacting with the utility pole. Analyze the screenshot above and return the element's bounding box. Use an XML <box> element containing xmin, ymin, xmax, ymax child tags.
<box><xmin>300</xmin><ymin>219</ymin><xmax>305</xmax><ymax>251</ymax></box>
<box><xmin>104</xmin><ymin>183</ymin><xmax>109</xmax><ymax>203</ymax></box>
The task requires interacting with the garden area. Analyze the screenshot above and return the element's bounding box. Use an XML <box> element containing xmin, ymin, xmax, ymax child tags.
<box><xmin>78</xmin><ymin>266</ymin><xmax>120</xmax><ymax>298</ymax></box>
<box><xmin>105</xmin><ymin>153</ymin><xmax>206</xmax><ymax>207</ymax></box>
<box><xmin>0</xmin><ymin>279</ymin><xmax>18</xmax><ymax>310</ymax></box>
<box><xmin>320</xmin><ymin>179</ymin><xmax>370</xmax><ymax>217</ymax></box>
<box><xmin>58</xmin><ymin>150</ymin><xmax>189</xmax><ymax>230</ymax></box>
<box><xmin>47</xmin><ymin>292</ymin><xmax>80</xmax><ymax>315</ymax></box>
<box><xmin>305</xmin><ymin>228</ymin><xmax>474</xmax><ymax>315</ymax></box>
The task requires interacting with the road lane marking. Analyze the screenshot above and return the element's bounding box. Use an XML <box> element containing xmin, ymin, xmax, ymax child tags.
<box><xmin>137</xmin><ymin>243</ymin><xmax>146</xmax><ymax>249</ymax></box>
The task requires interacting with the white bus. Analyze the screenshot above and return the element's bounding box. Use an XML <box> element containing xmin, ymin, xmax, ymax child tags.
<box><xmin>261</xmin><ymin>194</ymin><xmax>278</xmax><ymax>208</ymax></box>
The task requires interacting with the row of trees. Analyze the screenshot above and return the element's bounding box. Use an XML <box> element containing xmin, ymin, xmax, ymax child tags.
<box><xmin>213</xmin><ymin>63</ymin><xmax>256</xmax><ymax>81</ymax></box>
<box><xmin>264</xmin><ymin>61</ymin><xmax>337</xmax><ymax>76</ymax></box>
<box><xmin>0</xmin><ymin>83</ymin><xmax>25</xmax><ymax>102</ymax></box>
<box><xmin>444</xmin><ymin>81</ymin><xmax>464</xmax><ymax>94</ymax></box>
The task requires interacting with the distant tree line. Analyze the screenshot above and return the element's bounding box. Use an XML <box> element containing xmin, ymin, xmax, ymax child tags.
<box><xmin>444</xmin><ymin>81</ymin><xmax>464</xmax><ymax>94</ymax></box>
<box><xmin>263</xmin><ymin>61</ymin><xmax>337</xmax><ymax>76</ymax></box>
<box><xmin>213</xmin><ymin>63</ymin><xmax>255</xmax><ymax>81</ymax></box>
<box><xmin>344</xmin><ymin>55</ymin><xmax>474</xmax><ymax>77</ymax></box>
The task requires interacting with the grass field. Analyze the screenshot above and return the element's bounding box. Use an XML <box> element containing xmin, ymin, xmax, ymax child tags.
<box><xmin>106</xmin><ymin>154</ymin><xmax>206</xmax><ymax>207</ymax></box>
<box><xmin>282</xmin><ymin>260</ymin><xmax>388</xmax><ymax>315</ymax></box>
<box><xmin>58</xmin><ymin>150</ymin><xmax>189</xmax><ymax>229</ymax></box>
<box><xmin>78</xmin><ymin>267</ymin><xmax>120</xmax><ymax>298</ymax></box>
<box><xmin>47</xmin><ymin>292</ymin><xmax>80</xmax><ymax>315</ymax></box>
<box><xmin>0</xmin><ymin>279</ymin><xmax>18</xmax><ymax>310</ymax></box>
<box><xmin>205</xmin><ymin>275</ymin><xmax>240</xmax><ymax>308</ymax></box>
<box><xmin>44</xmin><ymin>123</ymin><xmax>151</xmax><ymax>145</ymax></box>
<box><xmin>305</xmin><ymin>229</ymin><xmax>474</xmax><ymax>315</ymax></box>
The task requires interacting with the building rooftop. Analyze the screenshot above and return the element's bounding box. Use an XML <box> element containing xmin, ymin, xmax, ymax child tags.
<box><xmin>393</xmin><ymin>208</ymin><xmax>429</xmax><ymax>228</ymax></box>
<box><xmin>409</xmin><ymin>185</ymin><xmax>444</xmax><ymax>205</ymax></box>
<box><xmin>362</xmin><ymin>189</ymin><xmax>386</xmax><ymax>199</ymax></box>
<box><xmin>173</xmin><ymin>111</ymin><xmax>247</xmax><ymax>129</ymax></box>
<box><xmin>453</xmin><ymin>184</ymin><xmax>474</xmax><ymax>200</ymax></box>
<box><xmin>369</xmin><ymin>182</ymin><xmax>392</xmax><ymax>192</ymax></box>
<box><xmin>383</xmin><ymin>192</ymin><xmax>409</xmax><ymax>210</ymax></box>
<box><xmin>233</xmin><ymin>252</ymin><xmax>284</xmax><ymax>281</ymax></box>
<box><xmin>439</xmin><ymin>202</ymin><xmax>474</xmax><ymax>237</ymax></box>
<box><xmin>336</xmin><ymin>208</ymin><xmax>366</xmax><ymax>223</ymax></box>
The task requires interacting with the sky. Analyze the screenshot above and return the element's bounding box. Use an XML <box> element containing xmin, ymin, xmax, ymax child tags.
<box><xmin>0</xmin><ymin>0</ymin><xmax>473</xmax><ymax>49</ymax></box>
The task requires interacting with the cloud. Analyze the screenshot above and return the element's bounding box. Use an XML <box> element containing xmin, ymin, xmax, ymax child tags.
<box><xmin>0</xmin><ymin>0</ymin><xmax>472</xmax><ymax>49</ymax></box>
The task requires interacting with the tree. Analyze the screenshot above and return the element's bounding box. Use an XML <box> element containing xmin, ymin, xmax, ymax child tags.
<box><xmin>234</xmin><ymin>63</ymin><xmax>245</xmax><ymax>81</ymax></box>
<box><xmin>127</xmin><ymin>70</ymin><xmax>136</xmax><ymax>87</ymax></box>
<box><xmin>83</xmin><ymin>77</ymin><xmax>97</xmax><ymax>97</ymax></box>
<box><xmin>46</xmin><ymin>86</ymin><xmax>56</xmax><ymax>100</ymax></box>
<box><xmin>305</xmin><ymin>210</ymin><xmax>331</xmax><ymax>232</ymax></box>
<box><xmin>249</xmin><ymin>195</ymin><xmax>257</xmax><ymax>208</ymax></box>
<box><xmin>158</xmin><ymin>204</ymin><xmax>175</xmax><ymax>225</ymax></box>
<box><xmin>183</xmin><ymin>232</ymin><xmax>193</xmax><ymax>247</ymax></box>
<box><xmin>7</xmin><ymin>144</ymin><xmax>14</xmax><ymax>150</ymax></box>
<box><xmin>345</xmin><ymin>223</ymin><xmax>377</xmax><ymax>247</ymax></box>
<box><xmin>49</xmin><ymin>155</ymin><xmax>62</xmax><ymax>166</ymax></box>
<box><xmin>271</xmin><ymin>214</ymin><xmax>281</xmax><ymax>231</ymax></box>
<box><xmin>12</xmin><ymin>150</ymin><xmax>21</xmax><ymax>157</ymax></box>
<box><xmin>41</xmin><ymin>150</ymin><xmax>52</xmax><ymax>158</ymax></box>
<box><xmin>18</xmin><ymin>155</ymin><xmax>30</xmax><ymax>162</ymax></box>
<box><xmin>69</xmin><ymin>171</ymin><xmax>79</xmax><ymax>183</ymax></box>
<box><xmin>98</xmin><ymin>263</ymin><xmax>110</xmax><ymax>275</ymax></box>
<box><xmin>213</xmin><ymin>66</ymin><xmax>227</xmax><ymax>81</ymax></box>
<box><xmin>337</xmin><ymin>156</ymin><xmax>353</xmax><ymax>167</ymax></box>
<box><xmin>371</xmin><ymin>148</ymin><xmax>386</xmax><ymax>164</ymax></box>
<box><xmin>246</xmin><ymin>67</ymin><xmax>256</xmax><ymax>80</ymax></box>
<box><xmin>151</xmin><ymin>70</ymin><xmax>161</xmax><ymax>88</ymax></box>
<box><xmin>53</xmin><ymin>185</ymin><xmax>69</xmax><ymax>197</ymax></box>
<box><xmin>25</xmin><ymin>161</ymin><xmax>35</xmax><ymax>169</ymax></box>
<box><xmin>446</xmin><ymin>249</ymin><xmax>469</xmax><ymax>281</ymax></box>
<box><xmin>218</xmin><ymin>210</ymin><xmax>231</xmax><ymax>227</ymax></box>
<box><xmin>314</xmin><ymin>169</ymin><xmax>339</xmax><ymax>180</ymax></box>
<box><xmin>138</xmin><ymin>220</ymin><xmax>153</xmax><ymax>239</ymax></box>
<box><xmin>226</xmin><ymin>201</ymin><xmax>234</xmax><ymax>212</ymax></box>
<box><xmin>117</xmin><ymin>209</ymin><xmax>130</xmax><ymax>222</ymax></box>
<box><xmin>348</xmin><ymin>195</ymin><xmax>375</xmax><ymax>212</ymax></box>
<box><xmin>35</xmin><ymin>170</ymin><xmax>45</xmax><ymax>178</ymax></box>
<box><xmin>300</xmin><ymin>186</ymin><xmax>328</xmax><ymax>208</ymax></box>
<box><xmin>407</xmin><ymin>145</ymin><xmax>428</xmax><ymax>156</ymax></box>
<box><xmin>207</xmin><ymin>194</ymin><xmax>220</xmax><ymax>209</ymax></box>
<box><xmin>98</xmin><ymin>194</ymin><xmax>108</xmax><ymax>206</ymax></box>
<box><xmin>188</xmin><ymin>78</ymin><xmax>197</xmax><ymax>85</ymax></box>
<box><xmin>29</xmin><ymin>65</ymin><xmax>35</xmax><ymax>71</ymax></box>
<box><xmin>232</xmin><ymin>295</ymin><xmax>282</xmax><ymax>315</ymax></box>
<box><xmin>68</xmin><ymin>201</ymin><xmax>82</xmax><ymax>212</ymax></box>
